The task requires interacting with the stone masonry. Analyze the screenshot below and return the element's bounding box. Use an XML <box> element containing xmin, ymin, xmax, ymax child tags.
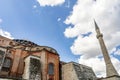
<box><xmin>62</xmin><ymin>62</ymin><xmax>97</xmax><ymax>80</ymax></box>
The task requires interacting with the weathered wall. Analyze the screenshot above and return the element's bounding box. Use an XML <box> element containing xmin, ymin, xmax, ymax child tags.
<box><xmin>46</xmin><ymin>50</ymin><xmax>59</xmax><ymax>80</ymax></box>
<box><xmin>22</xmin><ymin>55</ymin><xmax>41</xmax><ymax>80</ymax></box>
<box><xmin>32</xmin><ymin>50</ymin><xmax>47</xmax><ymax>80</ymax></box>
<box><xmin>62</xmin><ymin>63</ymin><xmax>78</xmax><ymax>80</ymax></box>
<box><xmin>10</xmin><ymin>49</ymin><xmax>22</xmax><ymax>76</ymax></box>
<box><xmin>0</xmin><ymin>35</ymin><xmax>12</xmax><ymax>47</ymax></box>
<box><xmin>23</xmin><ymin>49</ymin><xmax>60</xmax><ymax>80</ymax></box>
<box><xmin>62</xmin><ymin>62</ymin><xmax>97</xmax><ymax>80</ymax></box>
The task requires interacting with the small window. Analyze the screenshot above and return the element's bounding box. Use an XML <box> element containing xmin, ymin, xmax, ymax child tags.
<box><xmin>2</xmin><ymin>58</ymin><xmax>12</xmax><ymax>71</ymax></box>
<box><xmin>2</xmin><ymin>40</ymin><xmax>4</xmax><ymax>43</ymax></box>
<box><xmin>48</xmin><ymin>63</ymin><xmax>54</xmax><ymax>75</ymax></box>
<box><xmin>0</xmin><ymin>50</ymin><xmax>5</xmax><ymax>66</ymax></box>
<box><xmin>3</xmin><ymin>58</ymin><xmax>11</xmax><ymax>68</ymax></box>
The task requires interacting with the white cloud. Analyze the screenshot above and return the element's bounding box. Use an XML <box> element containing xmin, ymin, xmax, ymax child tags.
<box><xmin>57</xmin><ymin>18</ymin><xmax>61</xmax><ymax>22</ymax></box>
<box><xmin>64</xmin><ymin>0</ymin><xmax>120</xmax><ymax>77</ymax></box>
<box><xmin>33</xmin><ymin>5</ymin><xmax>37</xmax><ymax>8</ymax></box>
<box><xmin>114</xmin><ymin>49</ymin><xmax>120</xmax><ymax>55</ymax></box>
<box><xmin>37</xmin><ymin>0</ymin><xmax>65</xmax><ymax>7</ymax></box>
<box><xmin>79</xmin><ymin>55</ymin><xmax>120</xmax><ymax>77</ymax></box>
<box><xmin>79</xmin><ymin>56</ymin><xmax>106</xmax><ymax>77</ymax></box>
<box><xmin>0</xmin><ymin>28</ymin><xmax>14</xmax><ymax>39</ymax></box>
<box><xmin>111</xmin><ymin>45</ymin><xmax>120</xmax><ymax>55</ymax></box>
<box><xmin>0</xmin><ymin>19</ymin><xmax>13</xmax><ymax>39</ymax></box>
<box><xmin>70</xmin><ymin>33</ymin><xmax>101</xmax><ymax>58</ymax></box>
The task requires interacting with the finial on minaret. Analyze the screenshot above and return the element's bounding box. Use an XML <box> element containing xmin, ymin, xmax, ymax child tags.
<box><xmin>94</xmin><ymin>20</ymin><xmax>103</xmax><ymax>39</ymax></box>
<box><xmin>94</xmin><ymin>19</ymin><xmax>99</xmax><ymax>30</ymax></box>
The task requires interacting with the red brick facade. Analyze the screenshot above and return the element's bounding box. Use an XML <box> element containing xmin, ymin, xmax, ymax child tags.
<box><xmin>0</xmin><ymin>35</ymin><xmax>60</xmax><ymax>80</ymax></box>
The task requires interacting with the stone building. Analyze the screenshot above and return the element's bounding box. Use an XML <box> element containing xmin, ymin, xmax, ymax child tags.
<box><xmin>62</xmin><ymin>62</ymin><xmax>96</xmax><ymax>80</ymax></box>
<box><xmin>0</xmin><ymin>35</ymin><xmax>96</xmax><ymax>80</ymax></box>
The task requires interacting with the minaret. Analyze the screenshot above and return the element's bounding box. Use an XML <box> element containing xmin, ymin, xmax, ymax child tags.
<box><xmin>94</xmin><ymin>20</ymin><xmax>119</xmax><ymax>77</ymax></box>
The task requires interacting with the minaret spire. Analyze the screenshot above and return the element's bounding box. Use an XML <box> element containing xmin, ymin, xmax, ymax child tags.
<box><xmin>94</xmin><ymin>20</ymin><xmax>99</xmax><ymax>30</ymax></box>
<box><xmin>94</xmin><ymin>20</ymin><xmax>119</xmax><ymax>77</ymax></box>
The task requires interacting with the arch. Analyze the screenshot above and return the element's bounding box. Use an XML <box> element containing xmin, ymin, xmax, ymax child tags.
<box><xmin>9</xmin><ymin>41</ymin><xmax>13</xmax><ymax>46</ymax></box>
<box><xmin>48</xmin><ymin>63</ymin><xmax>54</xmax><ymax>75</ymax></box>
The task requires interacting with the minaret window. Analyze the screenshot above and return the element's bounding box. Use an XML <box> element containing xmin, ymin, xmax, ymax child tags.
<box><xmin>48</xmin><ymin>63</ymin><xmax>54</xmax><ymax>75</ymax></box>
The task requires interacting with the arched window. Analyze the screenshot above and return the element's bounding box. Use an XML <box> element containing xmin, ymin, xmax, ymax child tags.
<box><xmin>48</xmin><ymin>63</ymin><xmax>54</xmax><ymax>75</ymax></box>
<box><xmin>2</xmin><ymin>58</ymin><xmax>12</xmax><ymax>71</ymax></box>
<box><xmin>0</xmin><ymin>50</ymin><xmax>4</xmax><ymax>66</ymax></box>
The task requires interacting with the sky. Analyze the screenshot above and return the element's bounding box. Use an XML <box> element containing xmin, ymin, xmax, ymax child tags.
<box><xmin>0</xmin><ymin>0</ymin><xmax>120</xmax><ymax>77</ymax></box>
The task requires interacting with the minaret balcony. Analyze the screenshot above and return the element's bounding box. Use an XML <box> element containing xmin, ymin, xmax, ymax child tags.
<box><xmin>96</xmin><ymin>34</ymin><xmax>103</xmax><ymax>39</ymax></box>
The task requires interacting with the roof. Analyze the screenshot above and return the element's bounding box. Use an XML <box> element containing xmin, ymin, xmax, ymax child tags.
<box><xmin>13</xmin><ymin>39</ymin><xmax>38</xmax><ymax>47</ymax></box>
<box><xmin>13</xmin><ymin>39</ymin><xmax>59</xmax><ymax>55</ymax></box>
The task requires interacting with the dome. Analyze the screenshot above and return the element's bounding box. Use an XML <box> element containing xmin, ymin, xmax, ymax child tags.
<box><xmin>13</xmin><ymin>39</ymin><xmax>59</xmax><ymax>55</ymax></box>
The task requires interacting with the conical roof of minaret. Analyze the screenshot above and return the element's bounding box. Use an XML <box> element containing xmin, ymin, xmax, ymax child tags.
<box><xmin>94</xmin><ymin>20</ymin><xmax>99</xmax><ymax>30</ymax></box>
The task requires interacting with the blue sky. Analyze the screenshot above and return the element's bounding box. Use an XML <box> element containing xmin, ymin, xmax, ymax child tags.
<box><xmin>0</xmin><ymin>0</ymin><xmax>120</xmax><ymax>77</ymax></box>
<box><xmin>0</xmin><ymin>0</ymin><xmax>79</xmax><ymax>62</ymax></box>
